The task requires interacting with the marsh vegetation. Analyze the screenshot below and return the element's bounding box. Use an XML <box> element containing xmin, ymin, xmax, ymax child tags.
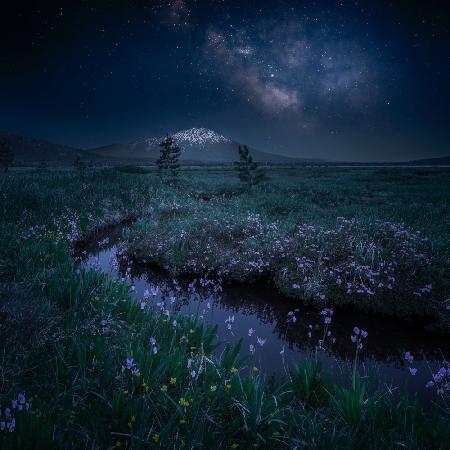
<box><xmin>0</xmin><ymin>166</ymin><xmax>449</xmax><ymax>448</ymax></box>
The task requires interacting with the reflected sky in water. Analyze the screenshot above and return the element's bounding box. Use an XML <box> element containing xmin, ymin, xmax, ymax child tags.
<box><xmin>76</xmin><ymin>228</ymin><xmax>449</xmax><ymax>400</ymax></box>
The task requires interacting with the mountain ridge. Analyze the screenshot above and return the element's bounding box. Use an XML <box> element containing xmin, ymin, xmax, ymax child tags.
<box><xmin>89</xmin><ymin>127</ymin><xmax>300</xmax><ymax>163</ymax></box>
<box><xmin>0</xmin><ymin>129</ymin><xmax>449</xmax><ymax>166</ymax></box>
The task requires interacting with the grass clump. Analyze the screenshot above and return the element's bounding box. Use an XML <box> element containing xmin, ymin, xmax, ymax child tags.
<box><xmin>115</xmin><ymin>165</ymin><xmax>151</xmax><ymax>174</ymax></box>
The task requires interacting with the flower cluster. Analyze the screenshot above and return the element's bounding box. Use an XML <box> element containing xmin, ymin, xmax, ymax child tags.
<box><xmin>122</xmin><ymin>357</ymin><xmax>140</xmax><ymax>377</ymax></box>
<box><xmin>351</xmin><ymin>326</ymin><xmax>368</xmax><ymax>350</ymax></box>
<box><xmin>0</xmin><ymin>393</ymin><xmax>31</xmax><ymax>433</ymax></box>
<box><xmin>426</xmin><ymin>361</ymin><xmax>450</xmax><ymax>397</ymax></box>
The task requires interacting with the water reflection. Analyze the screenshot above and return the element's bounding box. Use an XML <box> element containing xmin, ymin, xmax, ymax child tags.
<box><xmin>75</xmin><ymin>230</ymin><xmax>449</xmax><ymax>400</ymax></box>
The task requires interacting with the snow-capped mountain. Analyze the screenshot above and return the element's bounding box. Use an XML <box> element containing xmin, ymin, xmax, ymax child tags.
<box><xmin>91</xmin><ymin>127</ymin><xmax>297</xmax><ymax>163</ymax></box>
<box><xmin>172</xmin><ymin>128</ymin><xmax>230</xmax><ymax>146</ymax></box>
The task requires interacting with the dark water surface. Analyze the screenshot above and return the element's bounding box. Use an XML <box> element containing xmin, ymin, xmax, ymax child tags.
<box><xmin>76</xmin><ymin>227</ymin><xmax>449</xmax><ymax>401</ymax></box>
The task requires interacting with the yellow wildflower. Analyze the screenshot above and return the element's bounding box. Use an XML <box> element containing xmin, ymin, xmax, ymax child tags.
<box><xmin>179</xmin><ymin>398</ymin><xmax>190</xmax><ymax>408</ymax></box>
<box><xmin>152</xmin><ymin>434</ymin><xmax>160</xmax><ymax>443</ymax></box>
<box><xmin>230</xmin><ymin>367</ymin><xmax>238</xmax><ymax>374</ymax></box>
<box><xmin>122</xmin><ymin>389</ymin><xmax>128</xmax><ymax>395</ymax></box>
<box><xmin>226</xmin><ymin>384</ymin><xmax>232</xmax><ymax>390</ymax></box>
<box><xmin>210</xmin><ymin>385</ymin><xmax>217</xmax><ymax>393</ymax></box>
<box><xmin>170</xmin><ymin>377</ymin><xmax>177</xmax><ymax>385</ymax></box>
<box><xmin>160</xmin><ymin>385</ymin><xmax>168</xmax><ymax>392</ymax></box>
<box><xmin>252</xmin><ymin>366</ymin><xmax>259</xmax><ymax>372</ymax></box>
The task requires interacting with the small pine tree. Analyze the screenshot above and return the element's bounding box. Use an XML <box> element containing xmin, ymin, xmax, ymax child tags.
<box><xmin>38</xmin><ymin>159</ymin><xmax>48</xmax><ymax>170</ymax></box>
<box><xmin>157</xmin><ymin>135</ymin><xmax>182</xmax><ymax>179</ymax></box>
<box><xmin>0</xmin><ymin>139</ymin><xmax>14</xmax><ymax>172</ymax></box>
<box><xmin>169</xmin><ymin>141</ymin><xmax>181</xmax><ymax>178</ymax></box>
<box><xmin>73</xmin><ymin>155</ymin><xmax>85</xmax><ymax>174</ymax></box>
<box><xmin>234</xmin><ymin>145</ymin><xmax>267</xmax><ymax>189</ymax></box>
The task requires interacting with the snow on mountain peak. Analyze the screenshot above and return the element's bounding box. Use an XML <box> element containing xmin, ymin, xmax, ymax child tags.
<box><xmin>172</xmin><ymin>128</ymin><xmax>230</xmax><ymax>146</ymax></box>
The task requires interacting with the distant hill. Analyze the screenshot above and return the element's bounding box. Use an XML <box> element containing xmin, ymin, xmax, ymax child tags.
<box><xmin>90</xmin><ymin>128</ymin><xmax>300</xmax><ymax>164</ymax></box>
<box><xmin>406</xmin><ymin>155</ymin><xmax>450</xmax><ymax>165</ymax></box>
<box><xmin>0</xmin><ymin>132</ymin><xmax>101</xmax><ymax>165</ymax></box>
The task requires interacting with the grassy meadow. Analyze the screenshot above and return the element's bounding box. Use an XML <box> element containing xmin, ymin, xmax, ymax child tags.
<box><xmin>0</xmin><ymin>166</ymin><xmax>449</xmax><ymax>449</ymax></box>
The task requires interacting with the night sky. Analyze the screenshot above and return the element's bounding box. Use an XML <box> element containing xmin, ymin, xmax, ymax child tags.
<box><xmin>1</xmin><ymin>0</ymin><xmax>449</xmax><ymax>161</ymax></box>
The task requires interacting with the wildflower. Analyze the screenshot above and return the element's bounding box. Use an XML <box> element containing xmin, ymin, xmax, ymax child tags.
<box><xmin>170</xmin><ymin>377</ymin><xmax>177</xmax><ymax>385</ymax></box>
<box><xmin>150</xmin><ymin>285</ymin><xmax>159</xmax><ymax>296</ymax></box>
<box><xmin>191</xmin><ymin>370</ymin><xmax>197</xmax><ymax>378</ymax></box>
<box><xmin>351</xmin><ymin>335</ymin><xmax>357</xmax><ymax>343</ymax></box>
<box><xmin>187</xmin><ymin>358</ymin><xmax>193</xmax><ymax>369</ymax></box>
<box><xmin>253</xmin><ymin>366</ymin><xmax>259</xmax><ymax>372</ymax></box>
<box><xmin>361</xmin><ymin>330</ymin><xmax>368</xmax><ymax>338</ymax></box>
<box><xmin>404</xmin><ymin>352</ymin><xmax>414</xmax><ymax>363</ymax></box>
<box><xmin>161</xmin><ymin>385</ymin><xmax>168</xmax><ymax>392</ymax></box>
<box><xmin>152</xmin><ymin>346</ymin><xmax>158</xmax><ymax>354</ymax></box>
<box><xmin>172</xmin><ymin>320</ymin><xmax>177</xmax><ymax>328</ymax></box>
<box><xmin>152</xmin><ymin>434</ymin><xmax>160</xmax><ymax>443</ymax></box>
<box><xmin>292</xmin><ymin>283</ymin><xmax>300</xmax><ymax>289</ymax></box>
<box><xmin>425</xmin><ymin>380</ymin><xmax>434</xmax><ymax>388</ymax></box>
<box><xmin>353</xmin><ymin>327</ymin><xmax>360</xmax><ymax>335</ymax></box>
<box><xmin>249</xmin><ymin>344</ymin><xmax>255</xmax><ymax>354</ymax></box>
<box><xmin>324</xmin><ymin>317</ymin><xmax>331</xmax><ymax>325</ymax></box>
<box><xmin>230</xmin><ymin>367</ymin><xmax>238</xmax><ymax>374</ymax></box>
<box><xmin>256</xmin><ymin>337</ymin><xmax>266</xmax><ymax>346</ymax></box>
<box><xmin>226</xmin><ymin>384</ymin><xmax>232</xmax><ymax>389</ymax></box>
<box><xmin>126</xmin><ymin>358</ymin><xmax>135</xmax><ymax>370</ymax></box>
<box><xmin>231</xmin><ymin>444</ymin><xmax>239</xmax><ymax>448</ymax></box>
<box><xmin>179</xmin><ymin>398</ymin><xmax>190</xmax><ymax>408</ymax></box>
<box><xmin>210</xmin><ymin>385</ymin><xmax>217</xmax><ymax>393</ymax></box>
<box><xmin>248</xmin><ymin>328</ymin><xmax>255</xmax><ymax>337</ymax></box>
<box><xmin>409</xmin><ymin>367</ymin><xmax>418</xmax><ymax>376</ymax></box>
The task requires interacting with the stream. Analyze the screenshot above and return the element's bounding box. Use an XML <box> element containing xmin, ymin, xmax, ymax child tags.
<box><xmin>75</xmin><ymin>224</ymin><xmax>449</xmax><ymax>401</ymax></box>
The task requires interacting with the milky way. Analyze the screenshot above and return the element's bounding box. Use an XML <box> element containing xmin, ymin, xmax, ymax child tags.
<box><xmin>0</xmin><ymin>0</ymin><xmax>448</xmax><ymax>161</ymax></box>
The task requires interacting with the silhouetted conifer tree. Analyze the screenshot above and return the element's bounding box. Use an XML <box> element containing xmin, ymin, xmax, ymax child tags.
<box><xmin>234</xmin><ymin>145</ymin><xmax>267</xmax><ymax>189</ymax></box>
<box><xmin>157</xmin><ymin>135</ymin><xmax>181</xmax><ymax>179</ymax></box>
<box><xmin>38</xmin><ymin>160</ymin><xmax>48</xmax><ymax>170</ymax></box>
<box><xmin>0</xmin><ymin>139</ymin><xmax>14</xmax><ymax>172</ymax></box>
<box><xmin>73</xmin><ymin>155</ymin><xmax>85</xmax><ymax>174</ymax></box>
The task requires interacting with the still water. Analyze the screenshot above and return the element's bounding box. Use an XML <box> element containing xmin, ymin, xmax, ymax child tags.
<box><xmin>76</xmin><ymin>226</ymin><xmax>449</xmax><ymax>400</ymax></box>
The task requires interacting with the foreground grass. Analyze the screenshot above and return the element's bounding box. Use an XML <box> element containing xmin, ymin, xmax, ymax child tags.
<box><xmin>0</xmin><ymin>168</ymin><xmax>449</xmax><ymax>448</ymax></box>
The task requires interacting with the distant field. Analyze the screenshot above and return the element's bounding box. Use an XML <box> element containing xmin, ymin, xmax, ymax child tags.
<box><xmin>1</xmin><ymin>166</ymin><xmax>449</xmax><ymax>449</ymax></box>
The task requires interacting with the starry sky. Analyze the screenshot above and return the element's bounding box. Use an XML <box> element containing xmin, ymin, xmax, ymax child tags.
<box><xmin>0</xmin><ymin>0</ymin><xmax>449</xmax><ymax>161</ymax></box>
